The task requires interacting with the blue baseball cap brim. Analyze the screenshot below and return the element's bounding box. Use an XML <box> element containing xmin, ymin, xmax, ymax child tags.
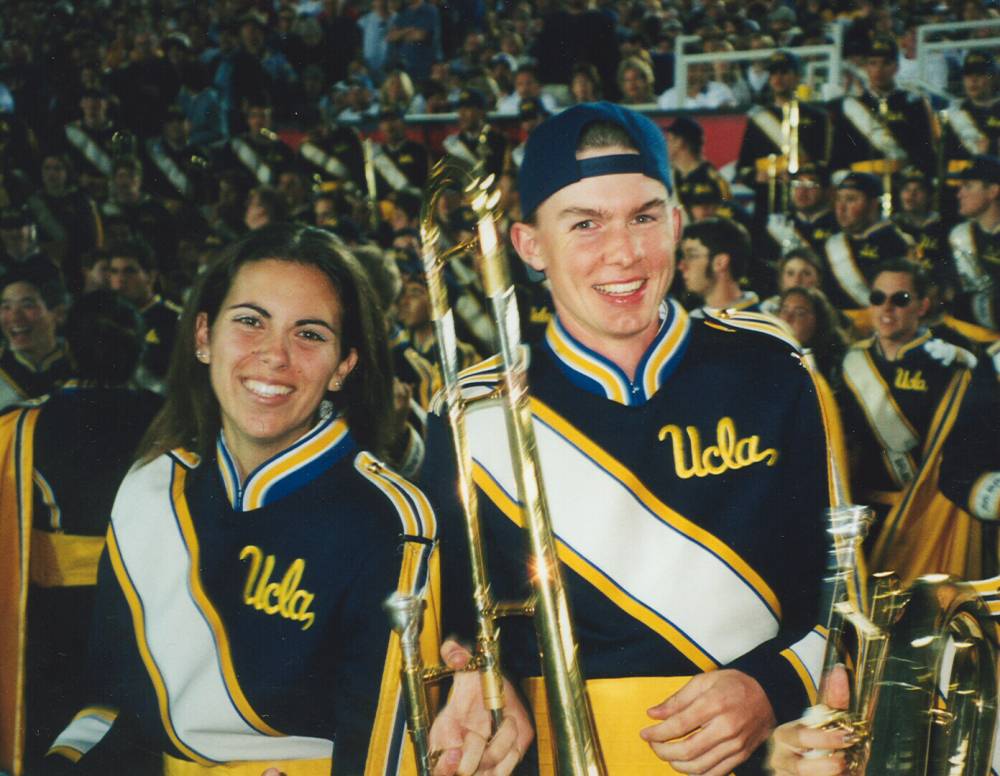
<box><xmin>517</xmin><ymin>102</ymin><xmax>673</xmax><ymax>219</ymax></box>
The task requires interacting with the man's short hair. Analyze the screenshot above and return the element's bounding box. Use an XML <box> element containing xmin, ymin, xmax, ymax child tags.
<box><xmin>871</xmin><ymin>257</ymin><xmax>929</xmax><ymax>298</ymax></box>
<box><xmin>0</xmin><ymin>262</ymin><xmax>68</xmax><ymax>309</ymax></box>
<box><xmin>666</xmin><ymin>116</ymin><xmax>704</xmax><ymax>154</ymax></box>
<box><xmin>682</xmin><ymin>217</ymin><xmax>751</xmax><ymax>279</ymax></box>
<box><xmin>108</xmin><ymin>238</ymin><xmax>156</xmax><ymax>272</ymax></box>
<box><xmin>791</xmin><ymin>161</ymin><xmax>829</xmax><ymax>187</ymax></box>
<box><xmin>517</xmin><ymin>102</ymin><xmax>672</xmax><ymax>220</ymax></box>
<box><xmin>837</xmin><ymin>172</ymin><xmax>882</xmax><ymax>199</ymax></box>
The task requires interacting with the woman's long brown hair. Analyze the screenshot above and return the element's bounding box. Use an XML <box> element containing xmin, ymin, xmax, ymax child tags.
<box><xmin>138</xmin><ymin>224</ymin><xmax>394</xmax><ymax>463</ymax></box>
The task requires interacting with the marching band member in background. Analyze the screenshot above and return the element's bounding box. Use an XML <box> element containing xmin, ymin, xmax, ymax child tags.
<box><xmin>421</xmin><ymin>102</ymin><xmax>839</xmax><ymax>776</ymax></box>
<box><xmin>0</xmin><ymin>263</ymin><xmax>71</xmax><ymax>411</ymax></box>
<box><xmin>38</xmin><ymin>224</ymin><xmax>443</xmax><ymax>776</ymax></box>
<box><xmin>948</xmin><ymin>154</ymin><xmax>1000</xmax><ymax>331</ymax></box>
<box><xmin>679</xmin><ymin>216</ymin><xmax>761</xmax><ymax>316</ymax></box>
<box><xmin>0</xmin><ymin>289</ymin><xmax>161</xmax><ymax>772</ymax></box>
<box><xmin>838</xmin><ymin>259</ymin><xmax>988</xmax><ymax>582</ymax></box>
<box><xmin>823</xmin><ymin>172</ymin><xmax>913</xmax><ymax>314</ymax></box>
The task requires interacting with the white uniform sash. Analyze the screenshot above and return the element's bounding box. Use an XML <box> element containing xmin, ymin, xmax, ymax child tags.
<box><xmin>842</xmin><ymin>97</ymin><xmax>908</xmax><ymax>161</ymax></box>
<box><xmin>442</xmin><ymin>134</ymin><xmax>478</xmax><ymax>167</ymax></box>
<box><xmin>512</xmin><ymin>144</ymin><xmax>525</xmax><ymax>169</ymax></box>
<box><xmin>231</xmin><ymin>138</ymin><xmax>272</xmax><ymax>185</ymax></box>
<box><xmin>947</xmin><ymin>105</ymin><xmax>989</xmax><ymax>156</ymax></box>
<box><xmin>370</xmin><ymin>143</ymin><xmax>412</xmax><ymax>192</ymax></box>
<box><xmin>749</xmin><ymin>106</ymin><xmax>784</xmax><ymax>153</ymax></box>
<box><xmin>109</xmin><ymin>456</ymin><xmax>333</xmax><ymax>764</ymax></box>
<box><xmin>299</xmin><ymin>142</ymin><xmax>351</xmax><ymax>181</ymax></box>
<box><xmin>767</xmin><ymin>213</ymin><xmax>808</xmax><ymax>255</ymax></box>
<box><xmin>0</xmin><ymin>370</ymin><xmax>24</xmax><ymax>411</ymax></box>
<box><xmin>25</xmin><ymin>194</ymin><xmax>66</xmax><ymax>243</ymax></box>
<box><xmin>64</xmin><ymin>125</ymin><xmax>113</xmax><ymax>176</ymax></box>
<box><xmin>467</xmin><ymin>400</ymin><xmax>781</xmax><ymax>669</ymax></box>
<box><xmin>842</xmin><ymin>349</ymin><xmax>918</xmax><ymax>487</ymax></box>
<box><xmin>948</xmin><ymin>222</ymin><xmax>996</xmax><ymax>328</ymax></box>
<box><xmin>781</xmin><ymin>627</ymin><xmax>827</xmax><ymax>704</ymax></box>
<box><xmin>146</xmin><ymin>139</ymin><xmax>192</xmax><ymax>199</ymax></box>
<box><xmin>969</xmin><ymin>472</ymin><xmax>1000</xmax><ymax>521</ymax></box>
<box><xmin>825</xmin><ymin>232</ymin><xmax>871</xmax><ymax>307</ymax></box>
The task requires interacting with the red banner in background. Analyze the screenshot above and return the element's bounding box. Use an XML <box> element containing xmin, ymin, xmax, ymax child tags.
<box><xmin>282</xmin><ymin>111</ymin><xmax>749</xmax><ymax>182</ymax></box>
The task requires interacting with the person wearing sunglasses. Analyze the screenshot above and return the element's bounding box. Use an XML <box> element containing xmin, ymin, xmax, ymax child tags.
<box><xmin>838</xmin><ymin>258</ymin><xmax>990</xmax><ymax>583</ymax></box>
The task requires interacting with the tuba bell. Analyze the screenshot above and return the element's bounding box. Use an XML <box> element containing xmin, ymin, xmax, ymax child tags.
<box><xmin>807</xmin><ymin>506</ymin><xmax>1000</xmax><ymax>774</ymax></box>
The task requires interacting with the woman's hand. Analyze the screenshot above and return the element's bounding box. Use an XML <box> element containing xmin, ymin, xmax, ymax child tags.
<box><xmin>429</xmin><ymin>639</ymin><xmax>534</xmax><ymax>776</ymax></box>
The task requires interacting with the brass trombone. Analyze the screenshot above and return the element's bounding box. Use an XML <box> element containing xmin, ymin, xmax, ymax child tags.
<box><xmin>384</xmin><ymin>157</ymin><xmax>606</xmax><ymax>776</ymax></box>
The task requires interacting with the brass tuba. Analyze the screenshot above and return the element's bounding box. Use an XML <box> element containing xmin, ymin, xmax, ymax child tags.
<box><xmin>384</xmin><ymin>157</ymin><xmax>606</xmax><ymax>776</ymax></box>
<box><xmin>808</xmin><ymin>505</ymin><xmax>999</xmax><ymax>774</ymax></box>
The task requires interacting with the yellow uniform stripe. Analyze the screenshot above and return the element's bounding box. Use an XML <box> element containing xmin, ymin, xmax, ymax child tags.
<box><xmin>472</xmin><ymin>463</ymin><xmax>717</xmax><ymax>672</ymax></box>
<box><xmin>354</xmin><ymin>453</ymin><xmax>420</xmax><ymax>537</ymax></box>
<box><xmin>244</xmin><ymin>419</ymin><xmax>348</xmax><ymax>509</ymax></box>
<box><xmin>642</xmin><ymin>310</ymin><xmax>688</xmax><ymax>398</ymax></box>
<box><xmin>106</xmin><ymin>526</ymin><xmax>214</xmax><ymax>766</ymax></box>
<box><xmin>171</xmin><ymin>467</ymin><xmax>283</xmax><ymax>738</ymax></box>
<box><xmin>547</xmin><ymin>330</ymin><xmax>627</xmax><ymax>405</ymax></box>
<box><xmin>531</xmin><ymin>398</ymin><xmax>781</xmax><ymax>617</ymax></box>
<box><xmin>780</xmin><ymin>648</ymin><xmax>818</xmax><ymax>705</ymax></box>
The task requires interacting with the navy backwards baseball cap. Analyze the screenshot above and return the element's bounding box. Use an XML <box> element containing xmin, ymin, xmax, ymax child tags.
<box><xmin>517</xmin><ymin>102</ymin><xmax>672</xmax><ymax>219</ymax></box>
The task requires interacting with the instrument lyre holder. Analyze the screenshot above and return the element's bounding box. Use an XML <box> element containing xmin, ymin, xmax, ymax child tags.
<box><xmin>385</xmin><ymin>158</ymin><xmax>606</xmax><ymax>776</ymax></box>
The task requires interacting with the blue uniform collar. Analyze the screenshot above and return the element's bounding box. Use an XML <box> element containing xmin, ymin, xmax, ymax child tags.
<box><xmin>216</xmin><ymin>412</ymin><xmax>356</xmax><ymax>512</ymax></box>
<box><xmin>543</xmin><ymin>299</ymin><xmax>691</xmax><ymax>407</ymax></box>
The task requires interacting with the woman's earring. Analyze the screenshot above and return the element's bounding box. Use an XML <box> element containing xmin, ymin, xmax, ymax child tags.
<box><xmin>196</xmin><ymin>350</ymin><xmax>209</xmax><ymax>363</ymax></box>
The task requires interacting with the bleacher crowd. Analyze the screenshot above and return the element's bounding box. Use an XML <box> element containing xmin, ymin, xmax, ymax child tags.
<box><xmin>0</xmin><ymin>0</ymin><xmax>999</xmax><ymax>773</ymax></box>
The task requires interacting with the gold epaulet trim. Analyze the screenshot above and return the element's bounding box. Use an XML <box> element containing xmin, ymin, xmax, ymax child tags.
<box><xmin>702</xmin><ymin>309</ymin><xmax>803</xmax><ymax>352</ymax></box>
<box><xmin>429</xmin><ymin>351</ymin><xmax>515</xmax><ymax>415</ymax></box>
<box><xmin>168</xmin><ymin>448</ymin><xmax>201</xmax><ymax>469</ymax></box>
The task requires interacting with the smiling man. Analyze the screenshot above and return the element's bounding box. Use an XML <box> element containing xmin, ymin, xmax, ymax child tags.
<box><xmin>0</xmin><ymin>263</ymin><xmax>70</xmax><ymax>410</ymax></box>
<box><xmin>421</xmin><ymin>102</ymin><xmax>839</xmax><ymax>776</ymax></box>
<box><xmin>839</xmin><ymin>259</ymin><xmax>981</xmax><ymax>564</ymax></box>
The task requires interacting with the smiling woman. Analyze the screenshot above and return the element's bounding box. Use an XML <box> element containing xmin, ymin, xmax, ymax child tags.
<box><xmin>40</xmin><ymin>225</ymin><xmax>440</xmax><ymax>776</ymax></box>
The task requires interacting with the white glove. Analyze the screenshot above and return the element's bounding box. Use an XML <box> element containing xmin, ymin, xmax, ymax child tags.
<box><xmin>924</xmin><ymin>338</ymin><xmax>978</xmax><ymax>370</ymax></box>
<box><xmin>990</xmin><ymin>344</ymin><xmax>1000</xmax><ymax>376</ymax></box>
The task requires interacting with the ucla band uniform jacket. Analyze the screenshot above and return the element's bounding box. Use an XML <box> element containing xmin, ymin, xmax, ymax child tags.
<box><xmin>420</xmin><ymin>301</ymin><xmax>837</xmax><ymax>768</ymax></box>
<box><xmin>43</xmin><ymin>415</ymin><xmax>438</xmax><ymax>776</ymax></box>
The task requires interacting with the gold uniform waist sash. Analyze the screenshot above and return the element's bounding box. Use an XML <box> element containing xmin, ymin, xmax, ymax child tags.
<box><xmin>163</xmin><ymin>754</ymin><xmax>331</xmax><ymax>775</ymax></box>
<box><xmin>30</xmin><ymin>529</ymin><xmax>104</xmax><ymax>587</ymax></box>
<box><xmin>523</xmin><ymin>675</ymin><xmax>733</xmax><ymax>776</ymax></box>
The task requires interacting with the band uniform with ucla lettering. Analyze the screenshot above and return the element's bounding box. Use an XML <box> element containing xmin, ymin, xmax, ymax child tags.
<box><xmin>0</xmin><ymin>379</ymin><xmax>161</xmax><ymax>771</ymax></box>
<box><xmin>836</xmin><ymin>258</ymin><xmax>990</xmax><ymax>583</ymax></box>
<box><xmin>40</xmin><ymin>414</ymin><xmax>440</xmax><ymax>776</ymax></box>
<box><xmin>420</xmin><ymin>103</ymin><xmax>840</xmax><ymax>775</ymax></box>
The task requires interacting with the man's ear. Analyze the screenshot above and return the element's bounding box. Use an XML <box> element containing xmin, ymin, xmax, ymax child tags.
<box><xmin>510</xmin><ymin>221</ymin><xmax>546</xmax><ymax>273</ymax></box>
<box><xmin>712</xmin><ymin>252</ymin><xmax>731</xmax><ymax>275</ymax></box>
<box><xmin>916</xmin><ymin>295</ymin><xmax>931</xmax><ymax>318</ymax></box>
